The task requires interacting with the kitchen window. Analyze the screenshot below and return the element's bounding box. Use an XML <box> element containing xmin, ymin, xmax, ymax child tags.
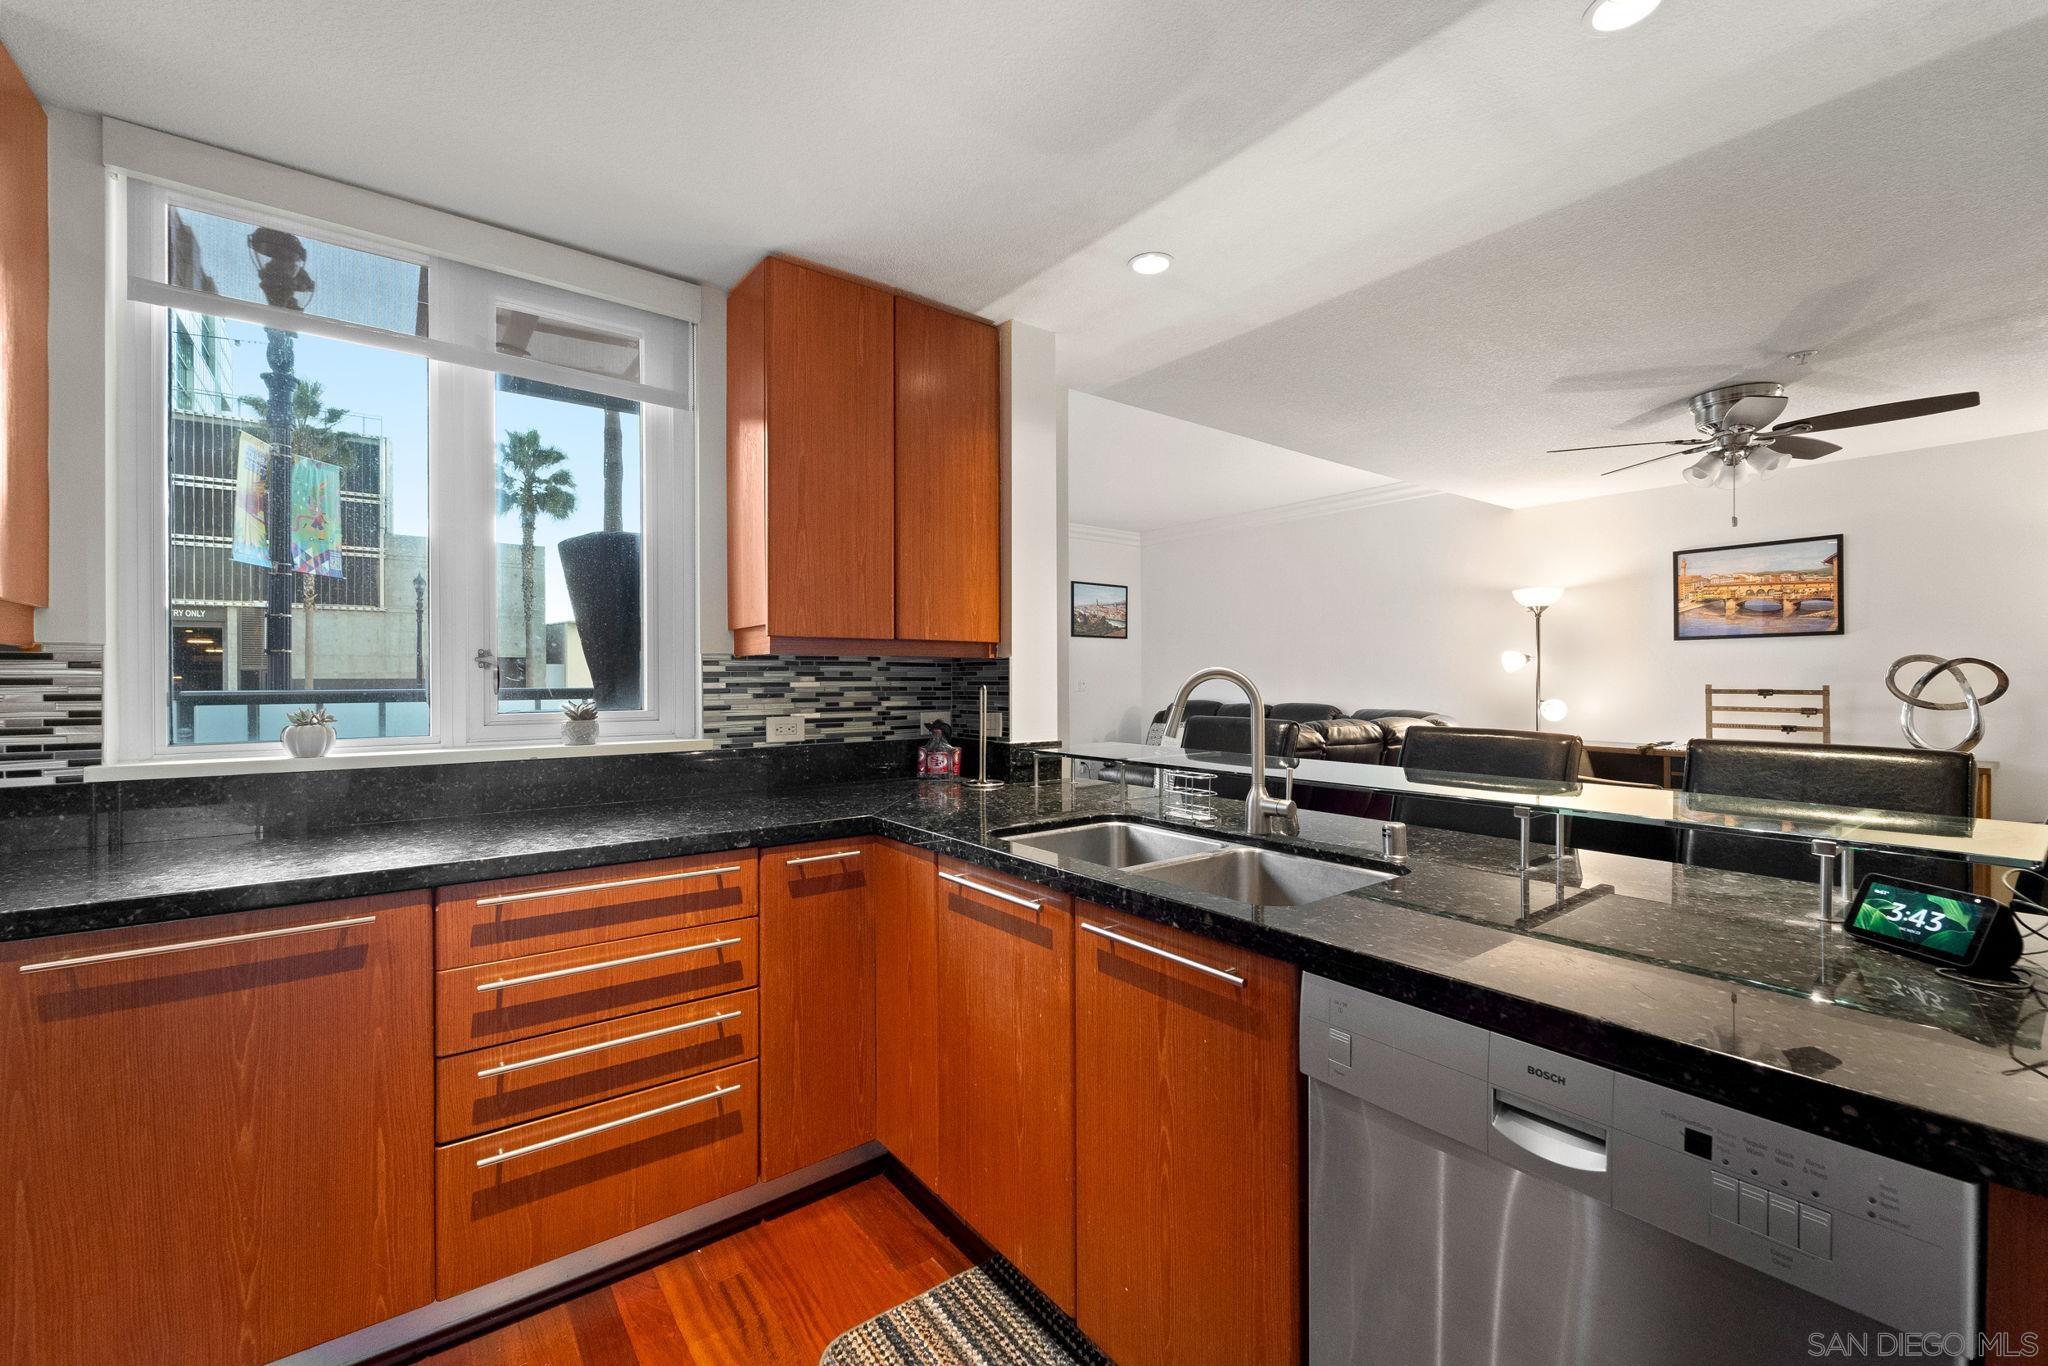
<box><xmin>113</xmin><ymin>174</ymin><xmax>698</xmax><ymax>762</ymax></box>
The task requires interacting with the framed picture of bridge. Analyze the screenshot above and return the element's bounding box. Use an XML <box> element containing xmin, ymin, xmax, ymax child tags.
<box><xmin>1673</xmin><ymin>534</ymin><xmax>1843</xmax><ymax>640</ymax></box>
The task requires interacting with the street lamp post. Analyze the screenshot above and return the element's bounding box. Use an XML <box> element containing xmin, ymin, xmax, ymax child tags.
<box><xmin>413</xmin><ymin>572</ymin><xmax>427</xmax><ymax>685</ymax></box>
<box><xmin>248</xmin><ymin>227</ymin><xmax>314</xmax><ymax>690</ymax></box>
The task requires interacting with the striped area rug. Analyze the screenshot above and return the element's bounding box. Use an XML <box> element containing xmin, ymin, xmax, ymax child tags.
<box><xmin>818</xmin><ymin>1265</ymin><xmax>1085</xmax><ymax>1366</ymax></box>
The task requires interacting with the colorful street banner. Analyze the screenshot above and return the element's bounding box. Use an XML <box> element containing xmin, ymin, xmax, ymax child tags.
<box><xmin>229</xmin><ymin>431</ymin><xmax>271</xmax><ymax>569</ymax></box>
<box><xmin>290</xmin><ymin>457</ymin><xmax>344</xmax><ymax>579</ymax></box>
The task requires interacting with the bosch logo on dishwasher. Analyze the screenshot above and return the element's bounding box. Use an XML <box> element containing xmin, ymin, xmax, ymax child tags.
<box><xmin>1527</xmin><ymin>1065</ymin><xmax>1568</xmax><ymax>1087</ymax></box>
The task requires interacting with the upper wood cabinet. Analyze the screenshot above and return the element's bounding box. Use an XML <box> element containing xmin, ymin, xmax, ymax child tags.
<box><xmin>759</xmin><ymin>841</ymin><xmax>877</xmax><ymax>1179</ymax></box>
<box><xmin>727</xmin><ymin>256</ymin><xmax>999</xmax><ymax>658</ymax></box>
<box><xmin>894</xmin><ymin>296</ymin><xmax>1000</xmax><ymax>645</ymax></box>
<box><xmin>0</xmin><ymin>39</ymin><xmax>48</xmax><ymax>648</ymax></box>
<box><xmin>1073</xmin><ymin>905</ymin><xmax>1302</xmax><ymax>1366</ymax></box>
<box><xmin>932</xmin><ymin>855</ymin><xmax>1077</xmax><ymax>1311</ymax></box>
<box><xmin>0</xmin><ymin>894</ymin><xmax>435</xmax><ymax>1366</ymax></box>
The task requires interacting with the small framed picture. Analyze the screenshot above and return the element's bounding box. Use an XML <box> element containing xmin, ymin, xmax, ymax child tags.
<box><xmin>1673</xmin><ymin>534</ymin><xmax>1843</xmax><ymax>640</ymax></box>
<box><xmin>1070</xmin><ymin>581</ymin><xmax>1129</xmax><ymax>639</ymax></box>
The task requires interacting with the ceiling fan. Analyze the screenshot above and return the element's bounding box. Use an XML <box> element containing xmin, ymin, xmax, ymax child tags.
<box><xmin>1549</xmin><ymin>382</ymin><xmax>1981</xmax><ymax>525</ymax></box>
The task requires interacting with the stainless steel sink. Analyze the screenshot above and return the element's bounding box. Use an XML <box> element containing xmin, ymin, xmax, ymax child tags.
<box><xmin>1002</xmin><ymin>819</ymin><xmax>1392</xmax><ymax>910</ymax></box>
<box><xmin>1003</xmin><ymin>820</ymin><xmax>1230</xmax><ymax>870</ymax></box>
<box><xmin>1136</xmin><ymin>846</ymin><xmax>1392</xmax><ymax>907</ymax></box>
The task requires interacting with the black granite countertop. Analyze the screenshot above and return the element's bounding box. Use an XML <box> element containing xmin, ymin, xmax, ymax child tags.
<box><xmin>6</xmin><ymin>774</ymin><xmax>2047</xmax><ymax>1197</ymax></box>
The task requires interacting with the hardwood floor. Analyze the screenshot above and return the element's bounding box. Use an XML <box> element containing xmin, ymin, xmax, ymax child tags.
<box><xmin>421</xmin><ymin>1173</ymin><xmax>975</xmax><ymax>1365</ymax></box>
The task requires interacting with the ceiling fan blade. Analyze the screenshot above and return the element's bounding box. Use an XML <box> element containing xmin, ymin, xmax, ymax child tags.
<box><xmin>1548</xmin><ymin>438</ymin><xmax>1698</xmax><ymax>454</ymax></box>
<box><xmin>1768</xmin><ymin>434</ymin><xmax>1842</xmax><ymax>460</ymax></box>
<box><xmin>1602</xmin><ymin>444</ymin><xmax>1709</xmax><ymax>476</ymax></box>
<box><xmin>1773</xmin><ymin>391</ymin><xmax>1979</xmax><ymax>435</ymax></box>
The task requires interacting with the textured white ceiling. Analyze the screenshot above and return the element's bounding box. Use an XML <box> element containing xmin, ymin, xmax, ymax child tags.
<box><xmin>0</xmin><ymin>0</ymin><xmax>1477</xmax><ymax>306</ymax></box>
<box><xmin>8</xmin><ymin>0</ymin><xmax>2048</xmax><ymax>509</ymax></box>
<box><xmin>1067</xmin><ymin>391</ymin><xmax>1392</xmax><ymax>534</ymax></box>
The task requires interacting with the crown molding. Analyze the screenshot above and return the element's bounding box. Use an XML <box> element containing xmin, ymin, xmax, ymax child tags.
<box><xmin>1067</xmin><ymin>522</ymin><xmax>1144</xmax><ymax>547</ymax></box>
<box><xmin>1139</xmin><ymin>481</ymin><xmax>1438</xmax><ymax>546</ymax></box>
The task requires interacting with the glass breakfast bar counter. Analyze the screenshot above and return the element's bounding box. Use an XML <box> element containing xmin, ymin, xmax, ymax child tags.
<box><xmin>1023</xmin><ymin>741</ymin><xmax>2048</xmax><ymax>872</ymax></box>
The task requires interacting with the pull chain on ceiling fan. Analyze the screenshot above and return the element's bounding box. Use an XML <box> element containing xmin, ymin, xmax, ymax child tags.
<box><xmin>1547</xmin><ymin>381</ymin><xmax>1981</xmax><ymax>525</ymax></box>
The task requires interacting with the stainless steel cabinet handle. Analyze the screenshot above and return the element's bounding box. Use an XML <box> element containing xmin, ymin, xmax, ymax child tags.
<box><xmin>475</xmin><ymin>865</ymin><xmax>742</xmax><ymax>907</ymax></box>
<box><xmin>783</xmin><ymin>849</ymin><xmax>863</xmax><ymax>867</ymax></box>
<box><xmin>938</xmin><ymin>870</ymin><xmax>1044</xmax><ymax>911</ymax></box>
<box><xmin>475</xmin><ymin>1081</ymin><xmax>742</xmax><ymax>1168</ymax></box>
<box><xmin>475</xmin><ymin>935</ymin><xmax>744</xmax><ymax>992</ymax></box>
<box><xmin>18</xmin><ymin>915</ymin><xmax>378</xmax><ymax>974</ymax></box>
<box><xmin>1079</xmin><ymin>920</ymin><xmax>1245</xmax><ymax>986</ymax></box>
<box><xmin>476</xmin><ymin>1008</ymin><xmax>744</xmax><ymax>1078</ymax></box>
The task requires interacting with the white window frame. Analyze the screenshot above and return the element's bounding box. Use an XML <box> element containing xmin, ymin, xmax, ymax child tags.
<box><xmin>108</xmin><ymin>172</ymin><xmax>700</xmax><ymax>764</ymax></box>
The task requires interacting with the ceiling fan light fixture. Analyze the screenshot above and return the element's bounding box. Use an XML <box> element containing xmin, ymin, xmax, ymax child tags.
<box><xmin>1682</xmin><ymin>453</ymin><xmax>1722</xmax><ymax>487</ymax></box>
<box><xmin>1750</xmin><ymin>448</ymin><xmax>1791</xmax><ymax>477</ymax></box>
<box><xmin>1584</xmin><ymin>0</ymin><xmax>1661</xmax><ymax>31</ymax></box>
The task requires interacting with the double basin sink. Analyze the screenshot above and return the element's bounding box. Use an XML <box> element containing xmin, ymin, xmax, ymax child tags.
<box><xmin>1000</xmin><ymin>820</ymin><xmax>1394</xmax><ymax>910</ymax></box>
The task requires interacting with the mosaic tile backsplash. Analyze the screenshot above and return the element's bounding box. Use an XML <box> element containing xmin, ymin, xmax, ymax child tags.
<box><xmin>0</xmin><ymin>646</ymin><xmax>1010</xmax><ymax>784</ymax></box>
<box><xmin>701</xmin><ymin>653</ymin><xmax>1011</xmax><ymax>748</ymax></box>
<box><xmin>0</xmin><ymin>645</ymin><xmax>105</xmax><ymax>787</ymax></box>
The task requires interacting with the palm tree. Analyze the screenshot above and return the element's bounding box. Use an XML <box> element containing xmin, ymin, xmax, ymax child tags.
<box><xmin>237</xmin><ymin>379</ymin><xmax>354</xmax><ymax>468</ymax></box>
<box><xmin>496</xmin><ymin>429</ymin><xmax>578</xmax><ymax>685</ymax></box>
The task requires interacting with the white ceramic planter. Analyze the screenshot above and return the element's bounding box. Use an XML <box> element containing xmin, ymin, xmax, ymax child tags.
<box><xmin>280</xmin><ymin>723</ymin><xmax>336</xmax><ymax>758</ymax></box>
<box><xmin>561</xmin><ymin>717</ymin><xmax>599</xmax><ymax>746</ymax></box>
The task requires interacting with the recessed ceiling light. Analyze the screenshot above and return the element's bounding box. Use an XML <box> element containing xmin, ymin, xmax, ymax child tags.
<box><xmin>1128</xmin><ymin>251</ymin><xmax>1173</xmax><ymax>275</ymax></box>
<box><xmin>1583</xmin><ymin>0</ymin><xmax>1661</xmax><ymax>31</ymax></box>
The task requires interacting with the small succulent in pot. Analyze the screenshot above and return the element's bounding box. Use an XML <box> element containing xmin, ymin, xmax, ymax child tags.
<box><xmin>280</xmin><ymin>705</ymin><xmax>337</xmax><ymax>759</ymax></box>
<box><xmin>560</xmin><ymin>699</ymin><xmax>600</xmax><ymax>746</ymax></box>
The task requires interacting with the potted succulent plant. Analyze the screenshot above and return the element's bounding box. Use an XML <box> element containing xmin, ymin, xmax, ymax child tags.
<box><xmin>280</xmin><ymin>705</ymin><xmax>337</xmax><ymax>758</ymax></box>
<box><xmin>560</xmin><ymin>699</ymin><xmax>600</xmax><ymax>746</ymax></box>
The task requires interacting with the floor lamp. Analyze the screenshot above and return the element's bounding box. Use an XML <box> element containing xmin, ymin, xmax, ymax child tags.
<box><xmin>1501</xmin><ymin>586</ymin><xmax>1567</xmax><ymax>730</ymax></box>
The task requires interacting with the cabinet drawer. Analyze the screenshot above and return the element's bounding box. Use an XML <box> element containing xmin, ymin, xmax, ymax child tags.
<box><xmin>437</xmin><ymin>1060</ymin><xmax>758</xmax><ymax>1298</ymax></box>
<box><xmin>436</xmin><ymin>852</ymin><xmax>758</xmax><ymax>968</ymax></box>
<box><xmin>437</xmin><ymin>921</ymin><xmax>758</xmax><ymax>1055</ymax></box>
<box><xmin>438</xmin><ymin>989</ymin><xmax>759</xmax><ymax>1141</ymax></box>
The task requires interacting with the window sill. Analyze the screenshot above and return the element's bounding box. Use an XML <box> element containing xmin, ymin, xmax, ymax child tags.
<box><xmin>88</xmin><ymin>736</ymin><xmax>717</xmax><ymax>783</ymax></box>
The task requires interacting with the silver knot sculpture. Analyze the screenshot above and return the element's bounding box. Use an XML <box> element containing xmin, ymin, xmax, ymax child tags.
<box><xmin>1884</xmin><ymin>655</ymin><xmax>2009</xmax><ymax>753</ymax></box>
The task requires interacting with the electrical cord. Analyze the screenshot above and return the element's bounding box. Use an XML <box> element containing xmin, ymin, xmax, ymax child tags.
<box><xmin>1997</xmin><ymin>867</ymin><xmax>2048</xmax><ymax>1079</ymax></box>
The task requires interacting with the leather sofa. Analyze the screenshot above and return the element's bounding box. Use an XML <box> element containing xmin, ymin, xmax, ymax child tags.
<box><xmin>1146</xmin><ymin>701</ymin><xmax>1451</xmax><ymax>767</ymax></box>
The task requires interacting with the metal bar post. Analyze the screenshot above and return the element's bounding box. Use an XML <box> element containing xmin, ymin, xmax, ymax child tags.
<box><xmin>1812</xmin><ymin>839</ymin><xmax>1839</xmax><ymax>925</ymax></box>
<box><xmin>1515</xmin><ymin>805</ymin><xmax>1534</xmax><ymax>875</ymax></box>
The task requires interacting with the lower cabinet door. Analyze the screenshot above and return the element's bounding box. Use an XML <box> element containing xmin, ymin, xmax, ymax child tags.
<box><xmin>934</xmin><ymin>857</ymin><xmax>1076</xmax><ymax>1311</ymax></box>
<box><xmin>438</xmin><ymin>1059</ymin><xmax>760</xmax><ymax>1297</ymax></box>
<box><xmin>0</xmin><ymin>894</ymin><xmax>435</xmax><ymax>1366</ymax></box>
<box><xmin>759</xmin><ymin>841</ymin><xmax>876</xmax><ymax>1180</ymax></box>
<box><xmin>1073</xmin><ymin>906</ymin><xmax>1302</xmax><ymax>1366</ymax></box>
<box><xmin>871</xmin><ymin>840</ymin><xmax>941</xmax><ymax>1187</ymax></box>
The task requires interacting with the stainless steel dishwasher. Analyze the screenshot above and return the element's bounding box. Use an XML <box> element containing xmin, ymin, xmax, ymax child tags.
<box><xmin>1301</xmin><ymin>973</ymin><xmax>1982</xmax><ymax>1365</ymax></box>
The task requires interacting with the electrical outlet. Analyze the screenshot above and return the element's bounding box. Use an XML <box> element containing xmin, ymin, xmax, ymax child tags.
<box><xmin>765</xmin><ymin>715</ymin><xmax>806</xmax><ymax>744</ymax></box>
<box><xmin>986</xmin><ymin>711</ymin><xmax>1005</xmax><ymax>738</ymax></box>
<box><xmin>919</xmin><ymin>710</ymin><xmax>951</xmax><ymax>729</ymax></box>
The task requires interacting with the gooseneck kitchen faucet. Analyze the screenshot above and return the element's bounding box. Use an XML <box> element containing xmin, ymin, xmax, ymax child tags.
<box><xmin>1160</xmin><ymin>667</ymin><xmax>1299</xmax><ymax>837</ymax></box>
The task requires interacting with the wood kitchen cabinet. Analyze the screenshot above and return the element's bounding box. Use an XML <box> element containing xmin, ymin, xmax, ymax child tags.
<box><xmin>871</xmin><ymin>838</ymin><xmax>942</xmax><ymax>1187</ymax></box>
<box><xmin>759</xmin><ymin>840</ymin><xmax>877</xmax><ymax>1180</ymax></box>
<box><xmin>0</xmin><ymin>894</ymin><xmax>435</xmax><ymax>1366</ymax></box>
<box><xmin>933</xmin><ymin>855</ymin><xmax>1077</xmax><ymax>1311</ymax></box>
<box><xmin>727</xmin><ymin>254</ymin><xmax>999</xmax><ymax>658</ymax></box>
<box><xmin>894</xmin><ymin>294</ymin><xmax>999</xmax><ymax>645</ymax></box>
<box><xmin>0</xmin><ymin>38</ymin><xmax>48</xmax><ymax>647</ymax></box>
<box><xmin>1073</xmin><ymin>905</ymin><xmax>1302</xmax><ymax>1365</ymax></box>
<box><xmin>1987</xmin><ymin>1183</ymin><xmax>2048</xmax><ymax>1360</ymax></box>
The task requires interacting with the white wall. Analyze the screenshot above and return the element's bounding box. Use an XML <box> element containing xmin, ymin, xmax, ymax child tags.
<box><xmin>37</xmin><ymin>106</ymin><xmax>107</xmax><ymax>645</ymax></box>
<box><xmin>1065</xmin><ymin>528</ymin><xmax>1144</xmax><ymax>742</ymax></box>
<box><xmin>1139</xmin><ymin>432</ymin><xmax>2048</xmax><ymax>819</ymax></box>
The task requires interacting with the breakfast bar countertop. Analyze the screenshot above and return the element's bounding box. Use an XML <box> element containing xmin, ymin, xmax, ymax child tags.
<box><xmin>4</xmin><ymin>773</ymin><xmax>2047</xmax><ymax>1197</ymax></box>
